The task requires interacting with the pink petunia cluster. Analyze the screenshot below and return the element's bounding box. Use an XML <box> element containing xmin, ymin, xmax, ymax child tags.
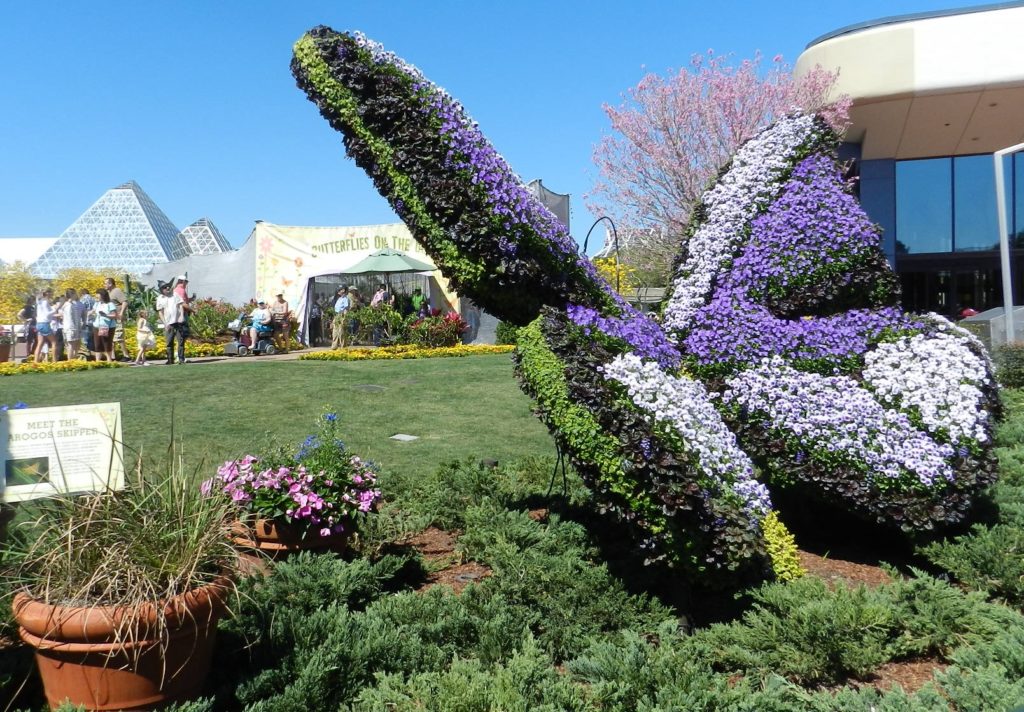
<box><xmin>201</xmin><ymin>454</ymin><xmax>382</xmax><ymax>536</ymax></box>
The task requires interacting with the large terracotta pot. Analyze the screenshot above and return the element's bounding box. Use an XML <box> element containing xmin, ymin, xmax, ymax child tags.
<box><xmin>0</xmin><ymin>342</ymin><xmax>11</xmax><ymax>363</ymax></box>
<box><xmin>231</xmin><ymin>517</ymin><xmax>351</xmax><ymax>558</ymax></box>
<box><xmin>13</xmin><ymin>578</ymin><xmax>230</xmax><ymax>711</ymax></box>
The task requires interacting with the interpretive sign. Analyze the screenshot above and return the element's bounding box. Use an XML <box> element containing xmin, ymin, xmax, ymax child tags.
<box><xmin>0</xmin><ymin>403</ymin><xmax>124</xmax><ymax>502</ymax></box>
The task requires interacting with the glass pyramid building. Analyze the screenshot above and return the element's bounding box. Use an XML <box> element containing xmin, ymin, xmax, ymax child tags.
<box><xmin>175</xmin><ymin>217</ymin><xmax>232</xmax><ymax>256</ymax></box>
<box><xmin>31</xmin><ymin>181</ymin><xmax>184</xmax><ymax>278</ymax></box>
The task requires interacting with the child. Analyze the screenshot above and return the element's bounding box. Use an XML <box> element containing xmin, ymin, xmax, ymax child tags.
<box><xmin>135</xmin><ymin>309</ymin><xmax>156</xmax><ymax>365</ymax></box>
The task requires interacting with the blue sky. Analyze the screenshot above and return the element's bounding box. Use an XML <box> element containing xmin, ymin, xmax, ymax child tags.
<box><xmin>0</xmin><ymin>1</ymin><xmax>973</xmax><ymax>253</ymax></box>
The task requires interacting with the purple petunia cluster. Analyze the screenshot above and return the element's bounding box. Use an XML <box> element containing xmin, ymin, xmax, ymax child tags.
<box><xmin>683</xmin><ymin>153</ymin><xmax>911</xmax><ymax>367</ymax></box>
<box><xmin>663</xmin><ymin>114</ymin><xmax>826</xmax><ymax>333</ymax></box>
<box><xmin>567</xmin><ymin>302</ymin><xmax>681</xmax><ymax>369</ymax></box>
<box><xmin>346</xmin><ymin>31</ymin><xmax>602</xmax><ymax>285</ymax></box>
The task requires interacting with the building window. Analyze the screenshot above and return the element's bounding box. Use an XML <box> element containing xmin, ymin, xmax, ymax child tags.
<box><xmin>896</xmin><ymin>158</ymin><xmax>952</xmax><ymax>254</ymax></box>
<box><xmin>954</xmin><ymin>155</ymin><xmax>1000</xmax><ymax>251</ymax></box>
<box><xmin>895</xmin><ymin>155</ymin><xmax>1021</xmax><ymax>254</ymax></box>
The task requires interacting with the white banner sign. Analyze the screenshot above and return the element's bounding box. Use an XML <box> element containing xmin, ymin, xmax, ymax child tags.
<box><xmin>0</xmin><ymin>403</ymin><xmax>124</xmax><ymax>502</ymax></box>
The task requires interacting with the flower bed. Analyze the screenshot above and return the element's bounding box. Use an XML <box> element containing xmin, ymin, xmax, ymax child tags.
<box><xmin>0</xmin><ymin>360</ymin><xmax>125</xmax><ymax>376</ymax></box>
<box><xmin>300</xmin><ymin>344</ymin><xmax>513</xmax><ymax>361</ymax></box>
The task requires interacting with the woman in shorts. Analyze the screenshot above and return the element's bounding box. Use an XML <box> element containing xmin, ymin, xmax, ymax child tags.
<box><xmin>90</xmin><ymin>288</ymin><xmax>118</xmax><ymax>362</ymax></box>
<box><xmin>32</xmin><ymin>289</ymin><xmax>56</xmax><ymax>363</ymax></box>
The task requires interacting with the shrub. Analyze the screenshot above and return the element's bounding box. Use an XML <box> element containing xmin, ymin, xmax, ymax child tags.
<box><xmin>996</xmin><ymin>341</ymin><xmax>1024</xmax><ymax>389</ymax></box>
<box><xmin>495</xmin><ymin>320</ymin><xmax>519</xmax><ymax>345</ymax></box>
<box><xmin>350</xmin><ymin>305</ymin><xmax>408</xmax><ymax>345</ymax></box>
<box><xmin>761</xmin><ymin>511</ymin><xmax>805</xmax><ymax>581</ymax></box>
<box><xmin>292</xmin><ymin>26</ymin><xmax>1000</xmax><ymax>584</ymax></box>
<box><xmin>186</xmin><ymin>298</ymin><xmax>241</xmax><ymax>341</ymax></box>
<box><xmin>406</xmin><ymin>311</ymin><xmax>467</xmax><ymax>348</ymax></box>
<box><xmin>50</xmin><ymin>267</ymin><xmax>108</xmax><ymax>303</ymax></box>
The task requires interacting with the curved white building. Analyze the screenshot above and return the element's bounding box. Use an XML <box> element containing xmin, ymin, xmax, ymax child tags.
<box><xmin>797</xmin><ymin>2</ymin><xmax>1024</xmax><ymax>317</ymax></box>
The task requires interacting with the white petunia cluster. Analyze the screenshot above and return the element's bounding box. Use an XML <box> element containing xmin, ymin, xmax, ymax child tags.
<box><xmin>723</xmin><ymin>357</ymin><xmax>956</xmax><ymax>489</ymax></box>
<box><xmin>600</xmin><ymin>354</ymin><xmax>771</xmax><ymax>520</ymax></box>
<box><xmin>662</xmin><ymin>114</ymin><xmax>822</xmax><ymax>334</ymax></box>
<box><xmin>863</xmin><ymin>330</ymin><xmax>991</xmax><ymax>444</ymax></box>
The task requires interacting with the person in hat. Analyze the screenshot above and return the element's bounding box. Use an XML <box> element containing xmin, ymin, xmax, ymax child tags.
<box><xmin>269</xmin><ymin>291</ymin><xmax>291</xmax><ymax>352</ymax></box>
<box><xmin>156</xmin><ymin>281</ymin><xmax>187</xmax><ymax>365</ymax></box>
<box><xmin>249</xmin><ymin>299</ymin><xmax>273</xmax><ymax>352</ymax></box>
<box><xmin>173</xmin><ymin>275</ymin><xmax>193</xmax><ymax>359</ymax></box>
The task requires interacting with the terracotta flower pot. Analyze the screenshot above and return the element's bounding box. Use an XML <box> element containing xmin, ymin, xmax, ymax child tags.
<box><xmin>231</xmin><ymin>517</ymin><xmax>352</xmax><ymax>561</ymax></box>
<box><xmin>13</xmin><ymin>578</ymin><xmax>230</xmax><ymax>711</ymax></box>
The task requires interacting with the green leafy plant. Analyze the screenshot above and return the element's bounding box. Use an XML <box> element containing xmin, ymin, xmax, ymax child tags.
<box><xmin>495</xmin><ymin>321</ymin><xmax>519</xmax><ymax>345</ymax></box>
<box><xmin>996</xmin><ymin>341</ymin><xmax>1024</xmax><ymax>389</ymax></box>
<box><xmin>350</xmin><ymin>305</ymin><xmax>408</xmax><ymax>345</ymax></box>
<box><xmin>406</xmin><ymin>311</ymin><xmax>468</xmax><ymax>348</ymax></box>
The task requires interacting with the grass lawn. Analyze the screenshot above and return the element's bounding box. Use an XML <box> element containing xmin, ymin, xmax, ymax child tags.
<box><xmin>0</xmin><ymin>355</ymin><xmax>555</xmax><ymax>478</ymax></box>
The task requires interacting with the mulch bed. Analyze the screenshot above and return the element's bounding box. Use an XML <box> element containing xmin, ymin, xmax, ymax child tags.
<box><xmin>797</xmin><ymin>550</ymin><xmax>894</xmax><ymax>588</ymax></box>
<box><xmin>860</xmin><ymin>658</ymin><xmax>948</xmax><ymax>694</ymax></box>
<box><xmin>402</xmin><ymin>526</ymin><xmax>492</xmax><ymax>594</ymax></box>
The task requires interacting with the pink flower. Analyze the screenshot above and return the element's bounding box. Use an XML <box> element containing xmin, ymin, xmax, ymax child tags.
<box><xmin>320</xmin><ymin>527</ymin><xmax>332</xmax><ymax>537</ymax></box>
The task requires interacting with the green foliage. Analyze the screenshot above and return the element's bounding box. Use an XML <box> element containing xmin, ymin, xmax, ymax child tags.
<box><xmin>350</xmin><ymin>305</ymin><xmax>408</xmax><ymax>345</ymax></box>
<box><xmin>186</xmin><ymin>298</ymin><xmax>241</xmax><ymax>340</ymax></box>
<box><xmin>760</xmin><ymin>511</ymin><xmax>805</xmax><ymax>581</ymax></box>
<box><xmin>921</xmin><ymin>524</ymin><xmax>1024</xmax><ymax>609</ymax></box>
<box><xmin>406</xmin><ymin>312</ymin><xmax>467</xmax><ymax>348</ymax></box>
<box><xmin>693</xmin><ymin>577</ymin><xmax>897</xmax><ymax>685</ymax></box>
<box><xmin>920</xmin><ymin>390</ymin><xmax>1024</xmax><ymax>611</ymax></box>
<box><xmin>353</xmin><ymin>636</ymin><xmax>590</xmax><ymax>711</ymax></box>
<box><xmin>996</xmin><ymin>342</ymin><xmax>1024</xmax><ymax>388</ymax></box>
<box><xmin>495</xmin><ymin>320</ymin><xmax>519</xmax><ymax>345</ymax></box>
<box><xmin>571</xmin><ymin>572</ymin><xmax>1024</xmax><ymax>710</ymax></box>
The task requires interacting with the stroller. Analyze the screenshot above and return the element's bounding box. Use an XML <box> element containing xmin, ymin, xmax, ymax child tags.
<box><xmin>224</xmin><ymin>313</ymin><xmax>277</xmax><ymax>356</ymax></box>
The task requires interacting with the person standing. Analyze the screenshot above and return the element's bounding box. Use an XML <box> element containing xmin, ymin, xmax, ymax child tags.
<box><xmin>104</xmin><ymin>277</ymin><xmax>131</xmax><ymax>361</ymax></box>
<box><xmin>331</xmin><ymin>287</ymin><xmax>350</xmax><ymax>349</ymax></box>
<box><xmin>308</xmin><ymin>297</ymin><xmax>323</xmax><ymax>347</ymax></box>
<box><xmin>78</xmin><ymin>290</ymin><xmax>95</xmax><ymax>358</ymax></box>
<box><xmin>411</xmin><ymin>287</ymin><xmax>427</xmax><ymax>317</ymax></box>
<box><xmin>156</xmin><ymin>282</ymin><xmax>187</xmax><ymax>365</ymax></box>
<box><xmin>62</xmin><ymin>289</ymin><xmax>83</xmax><ymax>361</ymax></box>
<box><xmin>173</xmin><ymin>275</ymin><xmax>192</xmax><ymax>356</ymax></box>
<box><xmin>370</xmin><ymin>283</ymin><xmax>392</xmax><ymax>308</ymax></box>
<box><xmin>270</xmin><ymin>291</ymin><xmax>291</xmax><ymax>353</ymax></box>
<box><xmin>33</xmin><ymin>289</ymin><xmax>56</xmax><ymax>363</ymax></box>
<box><xmin>134</xmin><ymin>309</ymin><xmax>155</xmax><ymax>365</ymax></box>
<box><xmin>17</xmin><ymin>297</ymin><xmax>36</xmax><ymax>359</ymax></box>
<box><xmin>90</xmin><ymin>288</ymin><xmax>117</xmax><ymax>362</ymax></box>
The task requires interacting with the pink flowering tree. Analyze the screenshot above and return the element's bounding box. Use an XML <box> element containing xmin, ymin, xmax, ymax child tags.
<box><xmin>588</xmin><ymin>51</ymin><xmax>849</xmax><ymax>285</ymax></box>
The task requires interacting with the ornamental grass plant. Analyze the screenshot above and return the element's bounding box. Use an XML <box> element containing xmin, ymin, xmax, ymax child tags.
<box><xmin>4</xmin><ymin>439</ymin><xmax>238</xmax><ymax>654</ymax></box>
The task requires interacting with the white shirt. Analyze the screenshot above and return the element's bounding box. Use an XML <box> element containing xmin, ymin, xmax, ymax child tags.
<box><xmin>62</xmin><ymin>300</ymin><xmax>83</xmax><ymax>332</ymax></box>
<box><xmin>156</xmin><ymin>293</ymin><xmax>185</xmax><ymax>326</ymax></box>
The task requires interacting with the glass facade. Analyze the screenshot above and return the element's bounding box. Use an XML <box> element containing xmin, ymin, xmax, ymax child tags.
<box><xmin>896</xmin><ymin>159</ymin><xmax>952</xmax><ymax>253</ymax></box>
<box><xmin>31</xmin><ymin>181</ymin><xmax>183</xmax><ymax>279</ymax></box>
<box><xmin>895</xmin><ymin>154</ymin><xmax>1024</xmax><ymax>255</ymax></box>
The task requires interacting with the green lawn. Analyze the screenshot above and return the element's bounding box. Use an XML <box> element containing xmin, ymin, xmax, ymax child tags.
<box><xmin>0</xmin><ymin>355</ymin><xmax>555</xmax><ymax>478</ymax></box>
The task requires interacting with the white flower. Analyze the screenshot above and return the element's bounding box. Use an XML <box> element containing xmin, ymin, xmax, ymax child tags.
<box><xmin>863</xmin><ymin>328</ymin><xmax>991</xmax><ymax>444</ymax></box>
<box><xmin>600</xmin><ymin>354</ymin><xmax>771</xmax><ymax>519</ymax></box>
<box><xmin>723</xmin><ymin>357</ymin><xmax>956</xmax><ymax>489</ymax></box>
